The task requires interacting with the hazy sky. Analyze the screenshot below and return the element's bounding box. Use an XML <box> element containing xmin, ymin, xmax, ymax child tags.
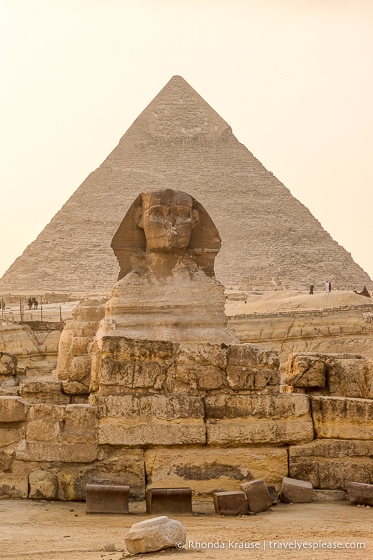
<box><xmin>1</xmin><ymin>0</ymin><xmax>372</xmax><ymax>280</ymax></box>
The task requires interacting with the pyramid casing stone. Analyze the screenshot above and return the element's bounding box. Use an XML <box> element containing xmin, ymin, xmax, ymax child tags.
<box><xmin>240</xmin><ymin>479</ymin><xmax>272</xmax><ymax>513</ymax></box>
<box><xmin>280</xmin><ymin>476</ymin><xmax>313</xmax><ymax>503</ymax></box>
<box><xmin>213</xmin><ymin>491</ymin><xmax>249</xmax><ymax>516</ymax></box>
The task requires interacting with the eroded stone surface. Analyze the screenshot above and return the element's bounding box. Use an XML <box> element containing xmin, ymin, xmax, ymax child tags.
<box><xmin>311</xmin><ymin>396</ymin><xmax>373</xmax><ymax>440</ymax></box>
<box><xmin>125</xmin><ymin>516</ymin><xmax>186</xmax><ymax>555</ymax></box>
<box><xmin>145</xmin><ymin>447</ymin><xmax>288</xmax><ymax>496</ymax></box>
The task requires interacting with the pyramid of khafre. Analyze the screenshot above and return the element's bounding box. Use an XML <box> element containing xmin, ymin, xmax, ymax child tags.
<box><xmin>1</xmin><ymin>75</ymin><xmax>371</xmax><ymax>292</ymax></box>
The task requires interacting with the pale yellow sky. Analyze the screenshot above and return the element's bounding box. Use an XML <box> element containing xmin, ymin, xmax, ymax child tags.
<box><xmin>1</xmin><ymin>0</ymin><xmax>372</xmax><ymax>280</ymax></box>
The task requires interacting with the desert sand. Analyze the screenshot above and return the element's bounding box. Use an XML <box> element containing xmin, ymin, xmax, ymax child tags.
<box><xmin>1</xmin><ymin>498</ymin><xmax>372</xmax><ymax>559</ymax></box>
<box><xmin>226</xmin><ymin>290</ymin><xmax>371</xmax><ymax>316</ymax></box>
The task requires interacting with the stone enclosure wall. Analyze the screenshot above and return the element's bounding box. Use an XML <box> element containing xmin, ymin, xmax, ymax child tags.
<box><xmin>2</xmin><ymin>338</ymin><xmax>373</xmax><ymax>502</ymax></box>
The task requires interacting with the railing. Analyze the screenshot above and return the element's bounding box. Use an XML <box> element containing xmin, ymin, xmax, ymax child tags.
<box><xmin>0</xmin><ymin>303</ymin><xmax>75</xmax><ymax>330</ymax></box>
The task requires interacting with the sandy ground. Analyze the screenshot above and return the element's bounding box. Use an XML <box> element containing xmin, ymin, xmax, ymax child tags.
<box><xmin>1</xmin><ymin>499</ymin><xmax>372</xmax><ymax>560</ymax></box>
<box><xmin>226</xmin><ymin>290</ymin><xmax>373</xmax><ymax>316</ymax></box>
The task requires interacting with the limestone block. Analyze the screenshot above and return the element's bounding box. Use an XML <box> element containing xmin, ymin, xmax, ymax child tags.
<box><xmin>62</xmin><ymin>353</ymin><xmax>92</xmax><ymax>394</ymax></box>
<box><xmin>213</xmin><ymin>491</ymin><xmax>248</xmax><ymax>516</ymax></box>
<box><xmin>226</xmin><ymin>344</ymin><xmax>280</xmax><ymax>391</ymax></box>
<box><xmin>62</xmin><ymin>404</ymin><xmax>97</xmax><ymax>443</ymax></box>
<box><xmin>29</xmin><ymin>470</ymin><xmax>58</xmax><ymax>500</ymax></box>
<box><xmin>346</xmin><ymin>482</ymin><xmax>373</xmax><ymax>506</ymax></box>
<box><xmin>205</xmin><ymin>394</ymin><xmax>314</xmax><ymax>445</ymax></box>
<box><xmin>326</xmin><ymin>357</ymin><xmax>373</xmax><ymax>399</ymax></box>
<box><xmin>26</xmin><ymin>419</ymin><xmax>60</xmax><ymax>442</ymax></box>
<box><xmin>284</xmin><ymin>353</ymin><xmax>326</xmax><ymax>387</ymax></box>
<box><xmin>0</xmin><ymin>426</ymin><xmax>23</xmax><ymax>448</ymax></box>
<box><xmin>174</xmin><ymin>343</ymin><xmax>227</xmax><ymax>391</ymax></box>
<box><xmin>99</xmin><ymin>423</ymin><xmax>205</xmax><ymax>447</ymax></box>
<box><xmin>0</xmin><ymin>352</ymin><xmax>17</xmax><ymax>381</ymax></box>
<box><xmin>57</xmin><ymin>448</ymin><xmax>145</xmax><ymax>500</ymax></box>
<box><xmin>145</xmin><ymin>447</ymin><xmax>288</xmax><ymax>496</ymax></box>
<box><xmin>97</xmin><ymin>394</ymin><xmax>205</xmax><ymax>446</ymax></box>
<box><xmin>0</xmin><ymin>396</ymin><xmax>29</xmax><ymax>422</ymax></box>
<box><xmin>100</xmin><ymin>337</ymin><xmax>172</xmax><ymax>392</ymax></box>
<box><xmin>289</xmin><ymin>439</ymin><xmax>373</xmax><ymax>489</ymax></box>
<box><xmin>0</xmin><ymin>474</ymin><xmax>28</xmax><ymax>498</ymax></box>
<box><xmin>280</xmin><ymin>477</ymin><xmax>313</xmax><ymax>503</ymax></box>
<box><xmin>26</xmin><ymin>442</ymin><xmax>98</xmax><ymax>462</ymax></box>
<box><xmin>313</xmin><ymin>489</ymin><xmax>347</xmax><ymax>501</ymax></box>
<box><xmin>240</xmin><ymin>479</ymin><xmax>272</xmax><ymax>513</ymax></box>
<box><xmin>311</xmin><ymin>396</ymin><xmax>373</xmax><ymax>440</ymax></box>
<box><xmin>19</xmin><ymin>377</ymin><xmax>70</xmax><ymax>405</ymax></box>
<box><xmin>0</xmin><ymin>449</ymin><xmax>13</xmax><ymax>471</ymax></box>
<box><xmin>125</xmin><ymin>516</ymin><xmax>186</xmax><ymax>555</ymax></box>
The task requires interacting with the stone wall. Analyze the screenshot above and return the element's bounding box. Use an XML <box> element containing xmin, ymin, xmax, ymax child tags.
<box><xmin>2</xmin><ymin>340</ymin><xmax>373</xmax><ymax>502</ymax></box>
<box><xmin>228</xmin><ymin>303</ymin><xmax>373</xmax><ymax>367</ymax></box>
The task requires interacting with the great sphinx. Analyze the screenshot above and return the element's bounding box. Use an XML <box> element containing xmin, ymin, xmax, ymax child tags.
<box><xmin>98</xmin><ymin>188</ymin><xmax>239</xmax><ymax>344</ymax></box>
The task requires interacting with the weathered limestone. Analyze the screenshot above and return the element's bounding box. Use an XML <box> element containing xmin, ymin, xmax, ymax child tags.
<box><xmin>0</xmin><ymin>396</ymin><xmax>29</xmax><ymax>422</ymax></box>
<box><xmin>284</xmin><ymin>353</ymin><xmax>326</xmax><ymax>387</ymax></box>
<box><xmin>240</xmin><ymin>479</ymin><xmax>272</xmax><ymax>513</ymax></box>
<box><xmin>96</xmin><ymin>394</ymin><xmax>206</xmax><ymax>447</ymax></box>
<box><xmin>0</xmin><ymin>475</ymin><xmax>28</xmax><ymax>498</ymax></box>
<box><xmin>145</xmin><ymin>447</ymin><xmax>288</xmax><ymax>496</ymax></box>
<box><xmin>99</xmin><ymin>189</ymin><xmax>238</xmax><ymax>345</ymax></box>
<box><xmin>125</xmin><ymin>516</ymin><xmax>186</xmax><ymax>555</ymax></box>
<box><xmin>311</xmin><ymin>396</ymin><xmax>373</xmax><ymax>440</ymax></box>
<box><xmin>284</xmin><ymin>352</ymin><xmax>373</xmax><ymax>399</ymax></box>
<box><xmin>29</xmin><ymin>470</ymin><xmax>58</xmax><ymax>500</ymax></box>
<box><xmin>280</xmin><ymin>477</ymin><xmax>313</xmax><ymax>503</ymax></box>
<box><xmin>229</xmin><ymin>306</ymin><xmax>373</xmax><ymax>366</ymax></box>
<box><xmin>55</xmin><ymin>297</ymin><xmax>107</xmax><ymax>395</ymax></box>
<box><xmin>205</xmin><ymin>394</ymin><xmax>314</xmax><ymax>446</ymax></box>
<box><xmin>226</xmin><ymin>344</ymin><xmax>280</xmax><ymax>393</ymax></box>
<box><xmin>0</xmin><ymin>352</ymin><xmax>17</xmax><ymax>383</ymax></box>
<box><xmin>19</xmin><ymin>377</ymin><xmax>69</xmax><ymax>405</ymax></box>
<box><xmin>346</xmin><ymin>482</ymin><xmax>373</xmax><ymax>506</ymax></box>
<box><xmin>0</xmin><ymin>323</ymin><xmax>60</xmax><ymax>374</ymax></box>
<box><xmin>289</xmin><ymin>439</ymin><xmax>373</xmax><ymax>489</ymax></box>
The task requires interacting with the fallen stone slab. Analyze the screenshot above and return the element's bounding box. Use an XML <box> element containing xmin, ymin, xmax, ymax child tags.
<box><xmin>86</xmin><ymin>483</ymin><xmax>129</xmax><ymax>513</ymax></box>
<box><xmin>240</xmin><ymin>479</ymin><xmax>272</xmax><ymax>513</ymax></box>
<box><xmin>267</xmin><ymin>485</ymin><xmax>278</xmax><ymax>506</ymax></box>
<box><xmin>313</xmin><ymin>489</ymin><xmax>348</xmax><ymax>501</ymax></box>
<box><xmin>213</xmin><ymin>491</ymin><xmax>248</xmax><ymax>516</ymax></box>
<box><xmin>346</xmin><ymin>482</ymin><xmax>373</xmax><ymax>506</ymax></box>
<box><xmin>146</xmin><ymin>487</ymin><xmax>192</xmax><ymax>514</ymax></box>
<box><xmin>280</xmin><ymin>477</ymin><xmax>313</xmax><ymax>503</ymax></box>
<box><xmin>125</xmin><ymin>516</ymin><xmax>186</xmax><ymax>555</ymax></box>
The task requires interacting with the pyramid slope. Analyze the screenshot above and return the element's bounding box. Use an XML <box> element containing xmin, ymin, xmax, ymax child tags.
<box><xmin>1</xmin><ymin>76</ymin><xmax>371</xmax><ymax>293</ymax></box>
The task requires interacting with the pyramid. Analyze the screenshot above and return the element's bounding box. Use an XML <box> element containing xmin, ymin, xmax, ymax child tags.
<box><xmin>1</xmin><ymin>76</ymin><xmax>371</xmax><ymax>292</ymax></box>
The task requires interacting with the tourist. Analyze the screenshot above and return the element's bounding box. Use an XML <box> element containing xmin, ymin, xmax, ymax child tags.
<box><xmin>325</xmin><ymin>281</ymin><xmax>330</xmax><ymax>294</ymax></box>
<box><xmin>34</xmin><ymin>299</ymin><xmax>39</xmax><ymax>310</ymax></box>
<box><xmin>329</xmin><ymin>281</ymin><xmax>332</xmax><ymax>292</ymax></box>
<box><xmin>309</xmin><ymin>284</ymin><xmax>314</xmax><ymax>295</ymax></box>
<box><xmin>28</xmin><ymin>297</ymin><xmax>33</xmax><ymax>310</ymax></box>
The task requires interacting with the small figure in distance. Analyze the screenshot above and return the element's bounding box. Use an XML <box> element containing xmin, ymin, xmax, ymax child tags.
<box><xmin>28</xmin><ymin>297</ymin><xmax>33</xmax><ymax>310</ymax></box>
<box><xmin>354</xmin><ymin>286</ymin><xmax>371</xmax><ymax>298</ymax></box>
<box><xmin>325</xmin><ymin>280</ymin><xmax>330</xmax><ymax>294</ymax></box>
<box><xmin>33</xmin><ymin>299</ymin><xmax>39</xmax><ymax>310</ymax></box>
<box><xmin>329</xmin><ymin>281</ymin><xmax>332</xmax><ymax>293</ymax></box>
<box><xmin>309</xmin><ymin>284</ymin><xmax>314</xmax><ymax>295</ymax></box>
<box><xmin>1</xmin><ymin>301</ymin><xmax>5</xmax><ymax>311</ymax></box>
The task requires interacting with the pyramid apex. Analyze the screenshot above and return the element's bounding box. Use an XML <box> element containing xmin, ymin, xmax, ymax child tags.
<box><xmin>125</xmin><ymin>75</ymin><xmax>231</xmax><ymax>142</ymax></box>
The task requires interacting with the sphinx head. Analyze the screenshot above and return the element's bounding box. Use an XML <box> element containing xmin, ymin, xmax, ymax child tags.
<box><xmin>134</xmin><ymin>190</ymin><xmax>199</xmax><ymax>253</ymax></box>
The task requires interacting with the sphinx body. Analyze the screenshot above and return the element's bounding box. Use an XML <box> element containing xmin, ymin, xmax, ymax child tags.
<box><xmin>98</xmin><ymin>189</ymin><xmax>238</xmax><ymax>345</ymax></box>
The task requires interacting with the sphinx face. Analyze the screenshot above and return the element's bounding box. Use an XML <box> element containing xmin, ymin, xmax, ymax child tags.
<box><xmin>136</xmin><ymin>191</ymin><xmax>199</xmax><ymax>252</ymax></box>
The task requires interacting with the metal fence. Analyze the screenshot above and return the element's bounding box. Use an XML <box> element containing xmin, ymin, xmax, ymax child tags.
<box><xmin>0</xmin><ymin>303</ymin><xmax>70</xmax><ymax>329</ymax></box>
